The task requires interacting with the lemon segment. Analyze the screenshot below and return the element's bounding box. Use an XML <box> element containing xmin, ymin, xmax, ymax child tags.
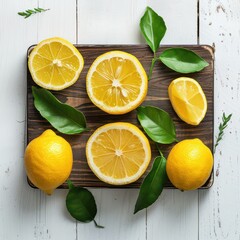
<box><xmin>166</xmin><ymin>138</ymin><xmax>213</xmax><ymax>190</ymax></box>
<box><xmin>168</xmin><ymin>77</ymin><xmax>207</xmax><ymax>125</ymax></box>
<box><xmin>86</xmin><ymin>122</ymin><xmax>151</xmax><ymax>185</ymax></box>
<box><xmin>86</xmin><ymin>51</ymin><xmax>148</xmax><ymax>115</ymax></box>
<box><xmin>28</xmin><ymin>37</ymin><xmax>84</xmax><ymax>90</ymax></box>
<box><xmin>24</xmin><ymin>129</ymin><xmax>73</xmax><ymax>195</ymax></box>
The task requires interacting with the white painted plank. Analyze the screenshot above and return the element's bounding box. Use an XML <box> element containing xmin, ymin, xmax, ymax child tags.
<box><xmin>199</xmin><ymin>1</ymin><xmax>240</xmax><ymax>239</ymax></box>
<box><xmin>0</xmin><ymin>0</ymin><xmax>39</xmax><ymax>239</ymax></box>
<box><xmin>37</xmin><ymin>0</ymin><xmax>76</xmax><ymax>43</ymax></box>
<box><xmin>36</xmin><ymin>190</ymin><xmax>76</xmax><ymax>239</ymax></box>
<box><xmin>145</xmin><ymin>1</ymin><xmax>199</xmax><ymax>240</ymax></box>
<box><xmin>77</xmin><ymin>0</ymin><xmax>197</xmax><ymax>44</ymax></box>
<box><xmin>147</xmin><ymin>191</ymin><xmax>198</xmax><ymax>240</ymax></box>
<box><xmin>77</xmin><ymin>189</ymin><xmax>146</xmax><ymax>240</ymax></box>
<box><xmin>77</xmin><ymin>1</ymin><xmax>148</xmax><ymax>239</ymax></box>
<box><xmin>77</xmin><ymin>0</ymin><xmax>146</xmax><ymax>44</ymax></box>
<box><xmin>35</xmin><ymin>1</ymin><xmax>77</xmax><ymax>240</ymax></box>
<box><xmin>0</xmin><ymin>0</ymin><xmax>77</xmax><ymax>239</ymax></box>
<box><xmin>77</xmin><ymin>1</ymin><xmax>199</xmax><ymax>240</ymax></box>
<box><xmin>146</xmin><ymin>0</ymin><xmax>198</xmax><ymax>44</ymax></box>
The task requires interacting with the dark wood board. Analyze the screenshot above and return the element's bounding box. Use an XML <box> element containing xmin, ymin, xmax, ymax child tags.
<box><xmin>27</xmin><ymin>44</ymin><xmax>214</xmax><ymax>189</ymax></box>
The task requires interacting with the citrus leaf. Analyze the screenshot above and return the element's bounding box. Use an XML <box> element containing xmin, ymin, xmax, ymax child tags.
<box><xmin>137</xmin><ymin>106</ymin><xmax>177</xmax><ymax>144</ymax></box>
<box><xmin>140</xmin><ymin>6</ymin><xmax>166</xmax><ymax>53</ymax></box>
<box><xmin>66</xmin><ymin>181</ymin><xmax>104</xmax><ymax>228</ymax></box>
<box><xmin>32</xmin><ymin>86</ymin><xmax>88</xmax><ymax>134</ymax></box>
<box><xmin>134</xmin><ymin>155</ymin><xmax>167</xmax><ymax>214</ymax></box>
<box><xmin>66</xmin><ymin>181</ymin><xmax>97</xmax><ymax>223</ymax></box>
<box><xmin>159</xmin><ymin>48</ymin><xmax>209</xmax><ymax>73</ymax></box>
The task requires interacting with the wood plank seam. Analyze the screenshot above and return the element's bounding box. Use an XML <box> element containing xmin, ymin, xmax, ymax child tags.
<box><xmin>197</xmin><ymin>0</ymin><xmax>200</xmax><ymax>45</ymax></box>
<box><xmin>75</xmin><ymin>1</ymin><xmax>79</xmax><ymax>237</ymax></box>
<box><xmin>76</xmin><ymin>0</ymin><xmax>79</xmax><ymax>44</ymax></box>
<box><xmin>146</xmin><ymin>209</ymin><xmax>148</xmax><ymax>240</ymax></box>
<box><xmin>197</xmin><ymin>2</ymin><xmax>200</xmax><ymax>240</ymax></box>
<box><xmin>198</xmin><ymin>190</ymin><xmax>200</xmax><ymax>240</ymax></box>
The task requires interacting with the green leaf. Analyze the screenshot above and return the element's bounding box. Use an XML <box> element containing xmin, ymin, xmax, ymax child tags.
<box><xmin>137</xmin><ymin>106</ymin><xmax>177</xmax><ymax>144</ymax></box>
<box><xmin>134</xmin><ymin>155</ymin><xmax>167</xmax><ymax>214</ymax></box>
<box><xmin>32</xmin><ymin>86</ymin><xmax>88</xmax><ymax>134</ymax></box>
<box><xmin>66</xmin><ymin>181</ymin><xmax>97</xmax><ymax>223</ymax></box>
<box><xmin>159</xmin><ymin>48</ymin><xmax>209</xmax><ymax>73</ymax></box>
<box><xmin>26</xmin><ymin>10</ymin><xmax>34</xmax><ymax>14</ymax></box>
<box><xmin>140</xmin><ymin>6</ymin><xmax>167</xmax><ymax>53</ymax></box>
<box><xmin>18</xmin><ymin>12</ymin><xmax>27</xmax><ymax>16</ymax></box>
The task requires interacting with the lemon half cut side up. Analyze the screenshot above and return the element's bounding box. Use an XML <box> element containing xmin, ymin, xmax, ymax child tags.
<box><xmin>86</xmin><ymin>51</ymin><xmax>148</xmax><ymax>115</ymax></box>
<box><xmin>28</xmin><ymin>37</ymin><xmax>84</xmax><ymax>90</ymax></box>
<box><xmin>86</xmin><ymin>122</ymin><xmax>151</xmax><ymax>185</ymax></box>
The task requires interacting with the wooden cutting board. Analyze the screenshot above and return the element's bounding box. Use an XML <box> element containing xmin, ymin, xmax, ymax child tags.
<box><xmin>27</xmin><ymin>44</ymin><xmax>214</xmax><ymax>189</ymax></box>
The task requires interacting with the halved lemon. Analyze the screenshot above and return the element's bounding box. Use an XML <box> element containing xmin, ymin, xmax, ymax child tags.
<box><xmin>86</xmin><ymin>51</ymin><xmax>148</xmax><ymax>114</ymax></box>
<box><xmin>28</xmin><ymin>37</ymin><xmax>84</xmax><ymax>90</ymax></box>
<box><xmin>168</xmin><ymin>77</ymin><xmax>207</xmax><ymax>125</ymax></box>
<box><xmin>86</xmin><ymin>122</ymin><xmax>151</xmax><ymax>185</ymax></box>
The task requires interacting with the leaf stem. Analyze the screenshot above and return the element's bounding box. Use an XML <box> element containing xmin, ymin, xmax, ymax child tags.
<box><xmin>67</xmin><ymin>180</ymin><xmax>74</xmax><ymax>190</ymax></box>
<box><xmin>148</xmin><ymin>56</ymin><xmax>158</xmax><ymax>80</ymax></box>
<box><xmin>155</xmin><ymin>143</ymin><xmax>163</xmax><ymax>157</ymax></box>
<box><xmin>93</xmin><ymin>219</ymin><xmax>104</xmax><ymax>228</ymax></box>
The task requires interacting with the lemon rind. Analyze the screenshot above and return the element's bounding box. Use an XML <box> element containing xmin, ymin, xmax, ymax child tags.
<box><xmin>28</xmin><ymin>37</ymin><xmax>84</xmax><ymax>91</ymax></box>
<box><xmin>169</xmin><ymin>77</ymin><xmax>207</xmax><ymax>125</ymax></box>
<box><xmin>86</xmin><ymin>122</ymin><xmax>151</xmax><ymax>185</ymax></box>
<box><xmin>86</xmin><ymin>51</ymin><xmax>148</xmax><ymax>114</ymax></box>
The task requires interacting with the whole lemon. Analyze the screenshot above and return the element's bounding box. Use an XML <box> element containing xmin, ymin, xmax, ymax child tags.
<box><xmin>24</xmin><ymin>129</ymin><xmax>73</xmax><ymax>195</ymax></box>
<box><xmin>166</xmin><ymin>139</ymin><xmax>213</xmax><ymax>191</ymax></box>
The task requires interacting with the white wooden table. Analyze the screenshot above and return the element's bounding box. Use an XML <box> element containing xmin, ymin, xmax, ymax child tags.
<box><xmin>0</xmin><ymin>1</ymin><xmax>239</xmax><ymax>239</ymax></box>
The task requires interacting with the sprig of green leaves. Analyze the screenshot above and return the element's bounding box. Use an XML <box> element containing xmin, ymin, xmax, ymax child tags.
<box><xmin>18</xmin><ymin>8</ymin><xmax>49</xmax><ymax>18</ymax></box>
<box><xmin>140</xmin><ymin>7</ymin><xmax>209</xmax><ymax>79</ymax></box>
<box><xmin>214</xmin><ymin>113</ymin><xmax>232</xmax><ymax>153</ymax></box>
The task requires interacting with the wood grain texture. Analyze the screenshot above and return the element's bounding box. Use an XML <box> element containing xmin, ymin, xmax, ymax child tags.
<box><xmin>199</xmin><ymin>1</ymin><xmax>240</xmax><ymax>239</ymax></box>
<box><xmin>27</xmin><ymin>44</ymin><xmax>214</xmax><ymax>189</ymax></box>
